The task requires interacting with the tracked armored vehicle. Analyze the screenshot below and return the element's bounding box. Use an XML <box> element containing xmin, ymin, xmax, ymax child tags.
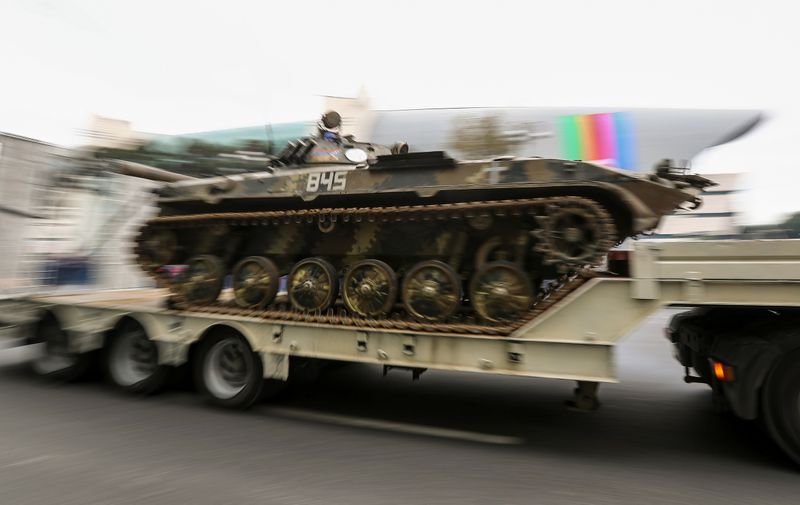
<box><xmin>134</xmin><ymin>111</ymin><xmax>712</xmax><ymax>333</ymax></box>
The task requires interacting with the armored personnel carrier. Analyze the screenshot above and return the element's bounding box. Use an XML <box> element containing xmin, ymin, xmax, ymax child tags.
<box><xmin>134</xmin><ymin>111</ymin><xmax>713</xmax><ymax>333</ymax></box>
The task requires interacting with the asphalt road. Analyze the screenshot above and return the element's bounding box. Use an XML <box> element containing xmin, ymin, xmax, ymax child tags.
<box><xmin>1</xmin><ymin>308</ymin><xmax>799</xmax><ymax>505</ymax></box>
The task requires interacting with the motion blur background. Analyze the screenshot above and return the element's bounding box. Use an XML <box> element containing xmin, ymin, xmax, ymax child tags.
<box><xmin>1</xmin><ymin>1</ymin><xmax>800</xmax><ymax>502</ymax></box>
<box><xmin>2</xmin><ymin>0</ymin><xmax>800</xmax><ymax>295</ymax></box>
<box><xmin>2</xmin><ymin>1</ymin><xmax>799</xmax><ymax>208</ymax></box>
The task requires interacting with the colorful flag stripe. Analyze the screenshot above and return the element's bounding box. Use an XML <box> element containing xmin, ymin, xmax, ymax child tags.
<box><xmin>559</xmin><ymin>112</ymin><xmax>637</xmax><ymax>170</ymax></box>
<box><xmin>593</xmin><ymin>113</ymin><xmax>616</xmax><ymax>163</ymax></box>
<box><xmin>576</xmin><ymin>115</ymin><xmax>597</xmax><ymax>161</ymax></box>
<box><xmin>613</xmin><ymin>112</ymin><xmax>636</xmax><ymax>171</ymax></box>
<box><xmin>558</xmin><ymin>116</ymin><xmax>581</xmax><ymax>160</ymax></box>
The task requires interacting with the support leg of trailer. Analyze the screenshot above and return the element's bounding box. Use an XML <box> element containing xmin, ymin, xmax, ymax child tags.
<box><xmin>565</xmin><ymin>380</ymin><xmax>600</xmax><ymax>411</ymax></box>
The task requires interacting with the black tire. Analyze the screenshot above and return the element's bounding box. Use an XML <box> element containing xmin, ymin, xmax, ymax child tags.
<box><xmin>104</xmin><ymin>321</ymin><xmax>170</xmax><ymax>395</ymax></box>
<box><xmin>761</xmin><ymin>349</ymin><xmax>800</xmax><ymax>466</ymax></box>
<box><xmin>29</xmin><ymin>315</ymin><xmax>95</xmax><ymax>382</ymax></box>
<box><xmin>194</xmin><ymin>330</ymin><xmax>265</xmax><ymax>409</ymax></box>
<box><xmin>261</xmin><ymin>377</ymin><xmax>288</xmax><ymax>401</ymax></box>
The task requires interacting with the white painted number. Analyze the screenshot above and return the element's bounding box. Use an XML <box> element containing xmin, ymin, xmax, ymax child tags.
<box><xmin>333</xmin><ymin>172</ymin><xmax>347</xmax><ymax>191</ymax></box>
<box><xmin>306</xmin><ymin>171</ymin><xmax>347</xmax><ymax>192</ymax></box>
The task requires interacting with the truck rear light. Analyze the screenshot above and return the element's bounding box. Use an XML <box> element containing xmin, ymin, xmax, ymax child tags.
<box><xmin>607</xmin><ymin>250</ymin><xmax>629</xmax><ymax>262</ymax></box>
<box><xmin>712</xmin><ymin>360</ymin><xmax>735</xmax><ymax>382</ymax></box>
<box><xmin>607</xmin><ymin>250</ymin><xmax>630</xmax><ymax>276</ymax></box>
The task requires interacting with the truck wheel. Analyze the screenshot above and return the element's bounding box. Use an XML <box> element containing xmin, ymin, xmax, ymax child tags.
<box><xmin>30</xmin><ymin>315</ymin><xmax>93</xmax><ymax>382</ymax></box>
<box><xmin>105</xmin><ymin>321</ymin><xmax>170</xmax><ymax>394</ymax></box>
<box><xmin>195</xmin><ymin>331</ymin><xmax>264</xmax><ymax>409</ymax></box>
<box><xmin>762</xmin><ymin>350</ymin><xmax>800</xmax><ymax>465</ymax></box>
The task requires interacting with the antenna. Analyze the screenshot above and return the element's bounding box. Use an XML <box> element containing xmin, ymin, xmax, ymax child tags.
<box><xmin>264</xmin><ymin>122</ymin><xmax>274</xmax><ymax>155</ymax></box>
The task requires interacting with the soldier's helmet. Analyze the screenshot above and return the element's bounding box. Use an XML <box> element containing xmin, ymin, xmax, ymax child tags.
<box><xmin>318</xmin><ymin>111</ymin><xmax>342</xmax><ymax>142</ymax></box>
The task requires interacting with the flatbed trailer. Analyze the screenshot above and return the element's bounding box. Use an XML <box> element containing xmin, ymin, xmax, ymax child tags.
<box><xmin>2</xmin><ymin>239</ymin><xmax>800</xmax><ymax>463</ymax></box>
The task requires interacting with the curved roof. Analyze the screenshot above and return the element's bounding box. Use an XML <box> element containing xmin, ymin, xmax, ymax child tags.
<box><xmin>370</xmin><ymin>107</ymin><xmax>763</xmax><ymax>171</ymax></box>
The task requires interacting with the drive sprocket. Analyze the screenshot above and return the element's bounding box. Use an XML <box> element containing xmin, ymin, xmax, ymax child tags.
<box><xmin>534</xmin><ymin>199</ymin><xmax>616</xmax><ymax>267</ymax></box>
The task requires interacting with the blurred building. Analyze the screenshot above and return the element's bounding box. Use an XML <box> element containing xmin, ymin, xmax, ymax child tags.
<box><xmin>654</xmin><ymin>173</ymin><xmax>742</xmax><ymax>237</ymax></box>
<box><xmin>84</xmin><ymin>93</ymin><xmax>761</xmax><ymax>176</ymax></box>
<box><xmin>145</xmin><ymin>121</ymin><xmax>313</xmax><ymax>153</ymax></box>
<box><xmin>79</xmin><ymin>115</ymin><xmax>148</xmax><ymax>150</ymax></box>
<box><xmin>0</xmin><ymin>131</ymin><xmax>156</xmax><ymax>294</ymax></box>
<box><xmin>82</xmin><ymin>115</ymin><xmax>312</xmax><ymax>155</ymax></box>
<box><xmin>30</xmin><ymin>167</ymin><xmax>159</xmax><ymax>290</ymax></box>
<box><xmin>368</xmin><ymin>107</ymin><xmax>760</xmax><ymax>172</ymax></box>
<box><xmin>0</xmin><ymin>133</ymin><xmax>66</xmax><ymax>292</ymax></box>
<box><xmin>328</xmin><ymin>92</ymin><xmax>762</xmax><ymax>173</ymax></box>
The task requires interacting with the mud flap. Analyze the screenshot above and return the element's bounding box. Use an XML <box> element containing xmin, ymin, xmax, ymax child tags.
<box><xmin>261</xmin><ymin>352</ymin><xmax>289</xmax><ymax>381</ymax></box>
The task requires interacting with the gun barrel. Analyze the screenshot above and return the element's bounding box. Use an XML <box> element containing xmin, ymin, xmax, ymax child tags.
<box><xmin>108</xmin><ymin>159</ymin><xmax>196</xmax><ymax>183</ymax></box>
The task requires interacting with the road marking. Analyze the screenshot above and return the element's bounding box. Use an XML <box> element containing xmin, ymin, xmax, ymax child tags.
<box><xmin>0</xmin><ymin>345</ymin><xmax>42</xmax><ymax>366</ymax></box>
<box><xmin>264</xmin><ymin>406</ymin><xmax>524</xmax><ymax>445</ymax></box>
<box><xmin>0</xmin><ymin>455</ymin><xmax>53</xmax><ymax>469</ymax></box>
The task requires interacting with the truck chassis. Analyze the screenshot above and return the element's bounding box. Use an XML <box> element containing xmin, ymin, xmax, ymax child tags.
<box><xmin>2</xmin><ymin>239</ymin><xmax>800</xmax><ymax>463</ymax></box>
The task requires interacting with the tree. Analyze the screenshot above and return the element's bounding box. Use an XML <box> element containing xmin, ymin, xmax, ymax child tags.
<box><xmin>449</xmin><ymin>114</ymin><xmax>528</xmax><ymax>159</ymax></box>
<box><xmin>780</xmin><ymin>212</ymin><xmax>800</xmax><ymax>236</ymax></box>
<box><xmin>185</xmin><ymin>140</ymin><xmax>225</xmax><ymax>157</ymax></box>
<box><xmin>238</xmin><ymin>139</ymin><xmax>274</xmax><ymax>155</ymax></box>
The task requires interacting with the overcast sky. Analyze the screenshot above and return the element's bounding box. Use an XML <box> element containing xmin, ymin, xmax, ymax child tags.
<box><xmin>0</xmin><ymin>0</ymin><xmax>798</xmax><ymax>223</ymax></box>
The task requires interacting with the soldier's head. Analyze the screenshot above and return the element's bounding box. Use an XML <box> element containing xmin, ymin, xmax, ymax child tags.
<box><xmin>318</xmin><ymin>111</ymin><xmax>342</xmax><ymax>141</ymax></box>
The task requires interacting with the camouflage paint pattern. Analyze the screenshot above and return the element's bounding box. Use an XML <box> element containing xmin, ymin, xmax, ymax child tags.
<box><xmin>135</xmin><ymin>116</ymin><xmax>713</xmax><ymax>324</ymax></box>
<box><xmin>156</xmin><ymin>156</ymin><xmax>703</xmax><ymax>236</ymax></box>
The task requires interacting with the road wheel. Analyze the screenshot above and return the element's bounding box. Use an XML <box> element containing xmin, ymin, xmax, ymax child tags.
<box><xmin>402</xmin><ymin>260</ymin><xmax>462</xmax><ymax>322</ymax></box>
<box><xmin>469</xmin><ymin>261</ymin><xmax>534</xmax><ymax>323</ymax></box>
<box><xmin>195</xmin><ymin>330</ymin><xmax>264</xmax><ymax>409</ymax></box>
<box><xmin>287</xmin><ymin>257</ymin><xmax>338</xmax><ymax>312</ymax></box>
<box><xmin>30</xmin><ymin>315</ymin><xmax>94</xmax><ymax>382</ymax></box>
<box><xmin>342</xmin><ymin>259</ymin><xmax>398</xmax><ymax>317</ymax></box>
<box><xmin>105</xmin><ymin>321</ymin><xmax>170</xmax><ymax>394</ymax></box>
<box><xmin>761</xmin><ymin>349</ymin><xmax>800</xmax><ymax>465</ymax></box>
<box><xmin>138</xmin><ymin>228</ymin><xmax>177</xmax><ymax>269</ymax></box>
<box><xmin>232</xmin><ymin>256</ymin><xmax>280</xmax><ymax>309</ymax></box>
<box><xmin>179</xmin><ymin>255</ymin><xmax>225</xmax><ymax>305</ymax></box>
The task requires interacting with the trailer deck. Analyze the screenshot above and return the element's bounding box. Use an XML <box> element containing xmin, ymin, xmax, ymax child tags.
<box><xmin>2</xmin><ymin>239</ymin><xmax>799</xmax><ymax>386</ymax></box>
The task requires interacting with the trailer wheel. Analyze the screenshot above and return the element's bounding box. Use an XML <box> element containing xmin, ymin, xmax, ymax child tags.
<box><xmin>195</xmin><ymin>330</ymin><xmax>264</xmax><ymax>409</ymax></box>
<box><xmin>105</xmin><ymin>321</ymin><xmax>170</xmax><ymax>394</ymax></box>
<box><xmin>30</xmin><ymin>315</ymin><xmax>93</xmax><ymax>382</ymax></box>
<box><xmin>762</xmin><ymin>349</ymin><xmax>800</xmax><ymax>465</ymax></box>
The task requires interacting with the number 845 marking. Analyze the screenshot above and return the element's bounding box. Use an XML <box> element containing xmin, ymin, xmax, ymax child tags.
<box><xmin>306</xmin><ymin>171</ymin><xmax>347</xmax><ymax>192</ymax></box>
